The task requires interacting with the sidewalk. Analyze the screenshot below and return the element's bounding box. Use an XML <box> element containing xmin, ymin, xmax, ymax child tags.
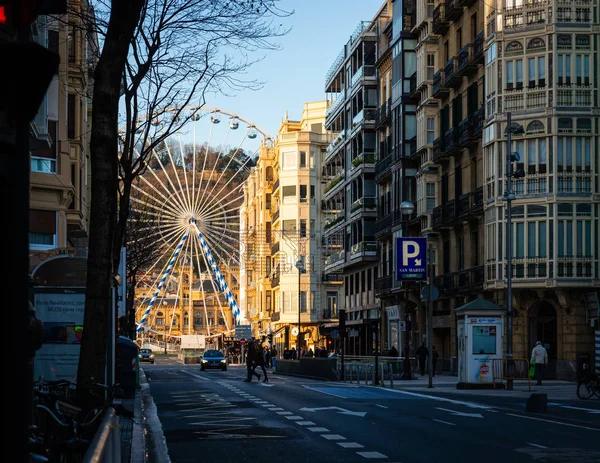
<box><xmin>381</xmin><ymin>372</ymin><xmax>583</xmax><ymax>402</ymax></box>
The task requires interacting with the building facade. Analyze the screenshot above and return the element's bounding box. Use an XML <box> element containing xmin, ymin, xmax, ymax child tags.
<box><xmin>29</xmin><ymin>2</ymin><xmax>93</xmax><ymax>270</ymax></box>
<box><xmin>240</xmin><ymin>101</ymin><xmax>340</xmax><ymax>354</ymax></box>
<box><xmin>345</xmin><ymin>0</ymin><xmax>598</xmax><ymax>378</ymax></box>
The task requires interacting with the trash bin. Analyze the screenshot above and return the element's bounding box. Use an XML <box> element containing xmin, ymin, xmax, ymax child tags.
<box><xmin>576</xmin><ymin>352</ymin><xmax>591</xmax><ymax>381</ymax></box>
<box><xmin>116</xmin><ymin>336</ymin><xmax>139</xmax><ymax>398</ymax></box>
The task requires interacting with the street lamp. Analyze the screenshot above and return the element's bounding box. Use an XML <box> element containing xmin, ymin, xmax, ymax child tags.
<box><xmin>399</xmin><ymin>200</ymin><xmax>415</xmax><ymax>380</ymax></box>
<box><xmin>503</xmin><ymin>113</ymin><xmax>525</xmax><ymax>391</ymax></box>
<box><xmin>295</xmin><ymin>259</ymin><xmax>305</xmax><ymax>353</ymax></box>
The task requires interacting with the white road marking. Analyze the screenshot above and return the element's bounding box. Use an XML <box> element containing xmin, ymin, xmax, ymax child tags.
<box><xmin>299</xmin><ymin>406</ymin><xmax>367</xmax><ymax>417</ymax></box>
<box><xmin>436</xmin><ymin>407</ymin><xmax>484</xmax><ymax>418</ymax></box>
<box><xmin>375</xmin><ymin>404</ymin><xmax>388</xmax><ymax>409</ymax></box>
<box><xmin>506</xmin><ymin>413</ymin><xmax>600</xmax><ymax>432</ymax></box>
<box><xmin>356</xmin><ymin>451</ymin><xmax>388</xmax><ymax>459</ymax></box>
<box><xmin>276</xmin><ymin>411</ymin><xmax>292</xmax><ymax>415</ymax></box>
<box><xmin>296</xmin><ymin>421</ymin><xmax>316</xmax><ymax>426</ymax></box>
<box><xmin>378</xmin><ymin>387</ymin><xmax>491</xmax><ymax>409</ymax></box>
<box><xmin>433</xmin><ymin>419</ymin><xmax>456</xmax><ymax>426</ymax></box>
<box><xmin>321</xmin><ymin>434</ymin><xmax>346</xmax><ymax>441</ymax></box>
<box><xmin>285</xmin><ymin>415</ymin><xmax>304</xmax><ymax>420</ymax></box>
<box><xmin>527</xmin><ymin>443</ymin><xmax>548</xmax><ymax>449</ymax></box>
<box><xmin>303</xmin><ymin>386</ymin><xmax>347</xmax><ymax>398</ymax></box>
<box><xmin>308</xmin><ymin>427</ymin><xmax>329</xmax><ymax>432</ymax></box>
<box><xmin>260</xmin><ymin>403</ymin><xmax>274</xmax><ymax>407</ymax></box>
<box><xmin>269</xmin><ymin>407</ymin><xmax>284</xmax><ymax>411</ymax></box>
<box><xmin>558</xmin><ymin>405</ymin><xmax>600</xmax><ymax>415</ymax></box>
<box><xmin>337</xmin><ymin>442</ymin><xmax>364</xmax><ymax>449</ymax></box>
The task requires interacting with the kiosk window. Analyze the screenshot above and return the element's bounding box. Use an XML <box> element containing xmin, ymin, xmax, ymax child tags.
<box><xmin>472</xmin><ymin>326</ymin><xmax>496</xmax><ymax>354</ymax></box>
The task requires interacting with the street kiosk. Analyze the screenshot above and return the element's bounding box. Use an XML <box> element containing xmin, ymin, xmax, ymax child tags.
<box><xmin>456</xmin><ymin>298</ymin><xmax>505</xmax><ymax>389</ymax></box>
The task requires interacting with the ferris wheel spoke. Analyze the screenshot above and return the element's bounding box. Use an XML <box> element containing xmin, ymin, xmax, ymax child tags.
<box><xmin>150</xmin><ymin>145</ymin><xmax>189</xmax><ymax>216</ymax></box>
<box><xmin>192</xmin><ymin>236</ymin><xmax>215</xmax><ymax>337</ymax></box>
<box><xmin>202</xmin><ymin>224</ymin><xmax>242</xmax><ymax>251</ymax></box>
<box><xmin>197</xmin><ymin>187</ymin><xmax>245</xmax><ymax>221</ymax></box>
<box><xmin>135</xmin><ymin>153</ymin><xmax>189</xmax><ymax>217</ymax></box>
<box><xmin>195</xmin><ymin>122</ymin><xmax>233</xmax><ymax>214</ymax></box>
<box><xmin>163</xmin><ymin>139</ymin><xmax>193</xmax><ymax>214</ymax></box>
<box><xmin>196</xmin><ymin>135</ymin><xmax>250</xmax><ymax>215</ymax></box>
<box><xmin>177</xmin><ymin>132</ymin><xmax>194</xmax><ymax>219</ymax></box>
<box><xmin>137</xmin><ymin>227</ymin><xmax>191</xmax><ymax>331</ymax></box>
<box><xmin>130</xmin><ymin>192</ymin><xmax>184</xmax><ymax>222</ymax></box>
<box><xmin>200</xmin><ymin>232</ymin><xmax>242</xmax><ymax>278</ymax></box>
<box><xmin>134</xmin><ymin>228</ymin><xmax>189</xmax><ymax>315</ymax></box>
<box><xmin>192</xmin><ymin>121</ymin><xmax>216</xmax><ymax>214</ymax></box>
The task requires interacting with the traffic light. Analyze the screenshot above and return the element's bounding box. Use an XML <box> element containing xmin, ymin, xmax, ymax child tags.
<box><xmin>267</xmin><ymin>333</ymin><xmax>273</xmax><ymax>344</ymax></box>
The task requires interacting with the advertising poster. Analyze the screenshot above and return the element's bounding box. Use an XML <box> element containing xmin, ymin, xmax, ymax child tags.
<box><xmin>34</xmin><ymin>288</ymin><xmax>85</xmax><ymax>382</ymax></box>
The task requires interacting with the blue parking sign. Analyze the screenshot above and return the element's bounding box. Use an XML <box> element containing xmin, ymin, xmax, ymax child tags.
<box><xmin>396</xmin><ymin>237</ymin><xmax>427</xmax><ymax>281</ymax></box>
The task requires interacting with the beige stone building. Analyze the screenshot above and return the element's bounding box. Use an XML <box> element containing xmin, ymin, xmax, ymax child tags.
<box><xmin>29</xmin><ymin>1</ymin><xmax>92</xmax><ymax>268</ymax></box>
<box><xmin>240</xmin><ymin>102</ymin><xmax>340</xmax><ymax>353</ymax></box>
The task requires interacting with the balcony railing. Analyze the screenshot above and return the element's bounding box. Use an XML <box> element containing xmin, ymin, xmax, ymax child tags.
<box><xmin>409</xmin><ymin>72</ymin><xmax>417</xmax><ymax>97</ymax></box>
<box><xmin>272</xmin><ymin>178</ymin><xmax>280</xmax><ymax>192</ymax></box>
<box><xmin>321</xmin><ymin>309</ymin><xmax>338</xmax><ymax>319</ymax></box>
<box><xmin>433</xmin><ymin>4</ymin><xmax>449</xmax><ymax>35</ymax></box>
<box><xmin>324</xmin><ymin>210</ymin><xmax>345</xmax><ymax>230</ymax></box>
<box><xmin>324</xmin><ymin>172</ymin><xmax>344</xmax><ymax>194</ymax></box>
<box><xmin>272</xmin><ymin>208</ymin><xmax>280</xmax><ymax>223</ymax></box>
<box><xmin>444</xmin><ymin>127</ymin><xmax>459</xmax><ymax>156</ymax></box>
<box><xmin>445</xmin><ymin>0</ymin><xmax>463</xmax><ymax>22</ymax></box>
<box><xmin>351</xmin><ymin>197</ymin><xmax>377</xmax><ymax>215</ymax></box>
<box><xmin>444</xmin><ymin>57</ymin><xmax>461</xmax><ymax>89</ymax></box>
<box><xmin>457</xmin><ymin>44</ymin><xmax>477</xmax><ymax>77</ymax></box>
<box><xmin>432</xmin><ymin>70</ymin><xmax>449</xmax><ymax>98</ymax></box>
<box><xmin>375</xmin><ymin>274</ymin><xmax>394</xmax><ymax>296</ymax></box>
<box><xmin>324</xmin><ymin>250</ymin><xmax>345</xmax><ymax>270</ymax></box>
<box><xmin>271</xmin><ymin>241</ymin><xmax>280</xmax><ymax>255</ymax></box>
<box><xmin>432</xmin><ymin>136</ymin><xmax>445</xmax><ymax>163</ymax></box>
<box><xmin>375</xmin><ymin>213</ymin><xmax>393</xmax><ymax>237</ymax></box>
<box><xmin>350</xmin><ymin>241</ymin><xmax>378</xmax><ymax>257</ymax></box>
<box><xmin>326</xmin><ymin>89</ymin><xmax>346</xmax><ymax>118</ymax></box>
<box><xmin>322</xmin><ymin>272</ymin><xmax>344</xmax><ymax>283</ymax></box>
<box><xmin>375</xmin><ymin>154</ymin><xmax>393</xmax><ymax>180</ymax></box>
<box><xmin>473</xmin><ymin>32</ymin><xmax>484</xmax><ymax>63</ymax></box>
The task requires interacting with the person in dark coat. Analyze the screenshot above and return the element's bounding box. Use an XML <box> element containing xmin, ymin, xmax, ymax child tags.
<box><xmin>431</xmin><ymin>346</ymin><xmax>439</xmax><ymax>377</ymax></box>
<box><xmin>244</xmin><ymin>338</ymin><xmax>261</xmax><ymax>382</ymax></box>
<box><xmin>253</xmin><ymin>340</ymin><xmax>268</xmax><ymax>382</ymax></box>
<box><xmin>416</xmin><ymin>342</ymin><xmax>429</xmax><ymax>376</ymax></box>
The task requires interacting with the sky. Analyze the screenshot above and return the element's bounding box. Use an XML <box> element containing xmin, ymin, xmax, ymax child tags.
<box><xmin>208</xmin><ymin>0</ymin><xmax>382</xmax><ymax>140</ymax></box>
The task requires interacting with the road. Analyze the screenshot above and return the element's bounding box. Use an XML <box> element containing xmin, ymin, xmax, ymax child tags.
<box><xmin>141</xmin><ymin>361</ymin><xmax>600</xmax><ymax>463</ymax></box>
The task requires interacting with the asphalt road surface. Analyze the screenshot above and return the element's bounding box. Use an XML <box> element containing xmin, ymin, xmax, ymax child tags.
<box><xmin>142</xmin><ymin>362</ymin><xmax>600</xmax><ymax>463</ymax></box>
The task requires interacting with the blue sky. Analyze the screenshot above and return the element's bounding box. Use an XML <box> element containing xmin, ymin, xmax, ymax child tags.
<box><xmin>208</xmin><ymin>0</ymin><xmax>382</xmax><ymax>139</ymax></box>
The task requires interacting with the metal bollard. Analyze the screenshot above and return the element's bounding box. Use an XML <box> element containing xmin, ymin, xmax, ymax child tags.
<box><xmin>389</xmin><ymin>363</ymin><xmax>394</xmax><ymax>388</ymax></box>
<box><xmin>379</xmin><ymin>364</ymin><xmax>385</xmax><ymax>387</ymax></box>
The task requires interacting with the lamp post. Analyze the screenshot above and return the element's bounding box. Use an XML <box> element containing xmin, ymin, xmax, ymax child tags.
<box><xmin>399</xmin><ymin>200</ymin><xmax>415</xmax><ymax>380</ymax></box>
<box><xmin>503</xmin><ymin>113</ymin><xmax>525</xmax><ymax>391</ymax></box>
<box><xmin>295</xmin><ymin>259</ymin><xmax>305</xmax><ymax>353</ymax></box>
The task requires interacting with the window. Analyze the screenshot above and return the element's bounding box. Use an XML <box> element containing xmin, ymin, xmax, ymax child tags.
<box><xmin>48</xmin><ymin>30</ymin><xmax>59</xmax><ymax>54</ymax></box>
<box><xmin>427</xmin><ymin>118</ymin><xmax>435</xmax><ymax>144</ymax></box>
<box><xmin>575</xmin><ymin>54</ymin><xmax>590</xmax><ymax>85</ymax></box>
<box><xmin>505</xmin><ymin>60</ymin><xmax>523</xmax><ymax>89</ymax></box>
<box><xmin>194</xmin><ymin>312</ymin><xmax>203</xmax><ymax>326</ymax></box>
<box><xmin>426</xmin><ymin>54</ymin><xmax>435</xmax><ymax>80</ymax></box>
<box><xmin>575</xmin><ymin>35</ymin><xmax>590</xmax><ymax>49</ymax></box>
<box><xmin>577</xmin><ymin>118</ymin><xmax>592</xmax><ymax>133</ymax></box>
<box><xmin>472</xmin><ymin>326</ymin><xmax>497</xmax><ymax>355</ymax></box>
<box><xmin>299</xmin><ymin>219</ymin><xmax>307</xmax><ymax>238</ymax></box>
<box><xmin>526</xmin><ymin>138</ymin><xmax>547</xmax><ymax>174</ymax></box>
<box><xmin>426</xmin><ymin>182</ymin><xmax>435</xmax><ymax>211</ymax></box>
<box><xmin>300</xmin><ymin>291</ymin><xmax>307</xmax><ymax>313</ymax></box>
<box><xmin>299</xmin><ymin>184</ymin><xmax>307</xmax><ymax>203</ymax></box>
<box><xmin>68</xmin><ymin>93</ymin><xmax>76</xmax><ymax>139</ymax></box>
<box><xmin>309</xmin><ymin>151</ymin><xmax>315</xmax><ymax>169</ymax></box>
<box><xmin>31</xmin><ymin>120</ymin><xmax>57</xmax><ymax>173</ymax></box>
<box><xmin>29</xmin><ymin>209</ymin><xmax>56</xmax><ymax>248</ymax></box>
<box><xmin>282</xmin><ymin>185</ymin><xmax>296</xmax><ymax>204</ymax></box>
<box><xmin>326</xmin><ymin>292</ymin><xmax>337</xmax><ymax>318</ymax></box>
<box><xmin>310</xmin><ymin>185</ymin><xmax>315</xmax><ymax>202</ymax></box>
<box><xmin>557</xmin><ymin>35</ymin><xmax>572</xmax><ymax>49</ymax></box>
<box><xmin>557</xmin><ymin>137</ymin><xmax>590</xmax><ymax>173</ymax></box>
<box><xmin>299</xmin><ymin>151</ymin><xmax>307</xmax><ymax>168</ymax></box>
<box><xmin>557</xmin><ymin>55</ymin><xmax>571</xmax><ymax>85</ymax></box>
<box><xmin>68</xmin><ymin>27</ymin><xmax>76</xmax><ymax>63</ymax></box>
<box><xmin>265</xmin><ymin>193</ymin><xmax>271</xmax><ymax>210</ymax></box>
<box><xmin>282</xmin><ymin>151</ymin><xmax>296</xmax><ymax>169</ymax></box>
<box><xmin>505</xmin><ymin>41</ymin><xmax>523</xmax><ymax>55</ymax></box>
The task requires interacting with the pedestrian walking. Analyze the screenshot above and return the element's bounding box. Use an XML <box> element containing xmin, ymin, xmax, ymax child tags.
<box><xmin>254</xmin><ymin>340</ymin><xmax>269</xmax><ymax>383</ymax></box>
<box><xmin>270</xmin><ymin>346</ymin><xmax>278</xmax><ymax>370</ymax></box>
<box><xmin>431</xmin><ymin>346</ymin><xmax>439</xmax><ymax>377</ymax></box>
<box><xmin>417</xmin><ymin>342</ymin><xmax>429</xmax><ymax>376</ymax></box>
<box><xmin>244</xmin><ymin>337</ymin><xmax>261</xmax><ymax>382</ymax></box>
<box><xmin>530</xmin><ymin>341</ymin><xmax>548</xmax><ymax>385</ymax></box>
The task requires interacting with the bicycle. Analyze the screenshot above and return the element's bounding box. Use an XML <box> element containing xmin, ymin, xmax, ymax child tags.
<box><xmin>576</xmin><ymin>369</ymin><xmax>599</xmax><ymax>400</ymax></box>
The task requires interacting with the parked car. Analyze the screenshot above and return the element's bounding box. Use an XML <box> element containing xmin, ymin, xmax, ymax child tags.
<box><xmin>200</xmin><ymin>349</ymin><xmax>227</xmax><ymax>371</ymax></box>
<box><xmin>139</xmin><ymin>348</ymin><xmax>155</xmax><ymax>364</ymax></box>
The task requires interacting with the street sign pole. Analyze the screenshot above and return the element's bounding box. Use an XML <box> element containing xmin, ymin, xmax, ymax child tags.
<box><xmin>427</xmin><ymin>244</ymin><xmax>434</xmax><ymax>388</ymax></box>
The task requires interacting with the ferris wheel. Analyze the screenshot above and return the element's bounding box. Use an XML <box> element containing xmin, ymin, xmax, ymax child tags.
<box><xmin>128</xmin><ymin>106</ymin><xmax>272</xmax><ymax>337</ymax></box>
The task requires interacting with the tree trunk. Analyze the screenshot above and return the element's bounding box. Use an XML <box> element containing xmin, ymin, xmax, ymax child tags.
<box><xmin>77</xmin><ymin>0</ymin><xmax>144</xmax><ymax>391</ymax></box>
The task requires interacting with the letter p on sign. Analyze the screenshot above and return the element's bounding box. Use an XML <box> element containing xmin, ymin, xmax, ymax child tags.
<box><xmin>402</xmin><ymin>240</ymin><xmax>420</xmax><ymax>266</ymax></box>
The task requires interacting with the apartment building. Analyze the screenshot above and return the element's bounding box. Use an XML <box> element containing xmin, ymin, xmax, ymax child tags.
<box><xmin>240</xmin><ymin>102</ymin><xmax>338</xmax><ymax>353</ymax></box>
<box><xmin>483</xmin><ymin>0</ymin><xmax>599</xmax><ymax>378</ymax></box>
<box><xmin>322</xmin><ymin>6</ymin><xmax>393</xmax><ymax>356</ymax></box>
<box><xmin>370</xmin><ymin>0</ymin><xmax>598</xmax><ymax>378</ymax></box>
<box><xmin>29</xmin><ymin>2</ymin><xmax>93</xmax><ymax>270</ymax></box>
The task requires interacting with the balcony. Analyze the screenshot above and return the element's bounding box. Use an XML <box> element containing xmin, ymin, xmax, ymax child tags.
<box><xmin>457</xmin><ymin>188</ymin><xmax>483</xmax><ymax>218</ymax></box>
<box><xmin>457</xmin><ymin>0</ymin><xmax>476</xmax><ymax>7</ymax></box>
<box><xmin>375</xmin><ymin>154</ymin><xmax>393</xmax><ymax>182</ymax></box>
<box><xmin>375</xmin><ymin>213</ymin><xmax>393</xmax><ymax>238</ymax></box>
<box><xmin>351</xmin><ymin>197</ymin><xmax>377</xmax><ymax>217</ymax></box>
<box><xmin>457</xmin><ymin>265</ymin><xmax>485</xmax><ymax>291</ymax></box>
<box><xmin>432</xmin><ymin>200</ymin><xmax>457</xmax><ymax>229</ymax></box>
<box><xmin>321</xmin><ymin>309</ymin><xmax>338</xmax><ymax>320</ymax></box>
<box><xmin>350</xmin><ymin>241</ymin><xmax>378</xmax><ymax>259</ymax></box>
<box><xmin>322</xmin><ymin>272</ymin><xmax>344</xmax><ymax>283</ymax></box>
<box><xmin>272</xmin><ymin>208</ymin><xmax>280</xmax><ymax>223</ymax></box>
<box><xmin>324</xmin><ymin>250</ymin><xmax>345</xmax><ymax>272</ymax></box>
<box><xmin>375</xmin><ymin>274</ymin><xmax>394</xmax><ymax>296</ymax></box>
<box><xmin>433</xmin><ymin>4</ymin><xmax>449</xmax><ymax>35</ymax></box>
<box><xmin>444</xmin><ymin>57</ymin><xmax>461</xmax><ymax>89</ymax></box>
<box><xmin>272</xmin><ymin>178</ymin><xmax>280</xmax><ymax>193</ymax></box>
<box><xmin>445</xmin><ymin>0</ymin><xmax>463</xmax><ymax>22</ymax></box>
<box><xmin>326</xmin><ymin>89</ymin><xmax>346</xmax><ymax>118</ymax></box>
<box><xmin>271</xmin><ymin>241</ymin><xmax>280</xmax><ymax>255</ymax></box>
<box><xmin>457</xmin><ymin>108</ymin><xmax>483</xmax><ymax>147</ymax></box>
<box><xmin>324</xmin><ymin>210</ymin><xmax>345</xmax><ymax>230</ymax></box>
<box><xmin>457</xmin><ymin>44</ymin><xmax>477</xmax><ymax>77</ymax></box>
<box><xmin>444</xmin><ymin>127</ymin><xmax>459</xmax><ymax>156</ymax></box>
<box><xmin>376</xmin><ymin>98</ymin><xmax>392</xmax><ymax>128</ymax></box>
<box><xmin>473</xmin><ymin>32</ymin><xmax>484</xmax><ymax>64</ymax></box>
<box><xmin>324</xmin><ymin>172</ymin><xmax>344</xmax><ymax>195</ymax></box>
<box><xmin>270</xmin><ymin>272</ymin><xmax>280</xmax><ymax>288</ymax></box>
<box><xmin>409</xmin><ymin>72</ymin><xmax>418</xmax><ymax>97</ymax></box>
<box><xmin>432</xmin><ymin>70</ymin><xmax>449</xmax><ymax>99</ymax></box>
<box><xmin>432</xmin><ymin>136</ymin><xmax>445</xmax><ymax>163</ymax></box>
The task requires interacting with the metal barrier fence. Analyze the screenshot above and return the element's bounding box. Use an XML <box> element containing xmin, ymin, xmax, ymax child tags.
<box><xmin>491</xmin><ymin>357</ymin><xmax>531</xmax><ymax>391</ymax></box>
<box><xmin>336</xmin><ymin>356</ymin><xmax>419</xmax><ymax>385</ymax></box>
<box><xmin>82</xmin><ymin>408</ymin><xmax>121</xmax><ymax>463</ymax></box>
